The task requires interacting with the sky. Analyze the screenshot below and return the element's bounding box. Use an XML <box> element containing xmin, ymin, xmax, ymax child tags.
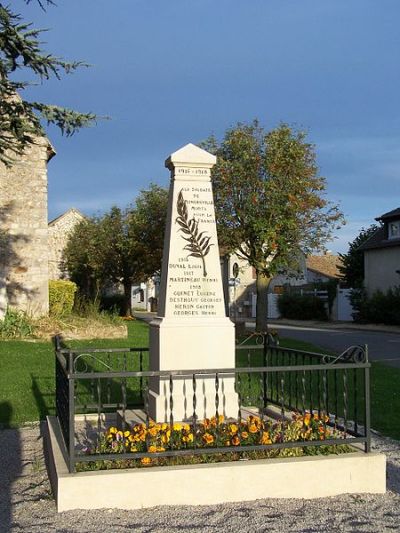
<box><xmin>20</xmin><ymin>0</ymin><xmax>400</xmax><ymax>253</ymax></box>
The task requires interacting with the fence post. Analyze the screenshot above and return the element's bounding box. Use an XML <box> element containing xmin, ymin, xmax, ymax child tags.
<box><xmin>364</xmin><ymin>344</ymin><xmax>371</xmax><ymax>453</ymax></box>
<box><xmin>263</xmin><ymin>333</ymin><xmax>268</xmax><ymax>410</ymax></box>
<box><xmin>68</xmin><ymin>350</ymin><xmax>76</xmax><ymax>473</ymax></box>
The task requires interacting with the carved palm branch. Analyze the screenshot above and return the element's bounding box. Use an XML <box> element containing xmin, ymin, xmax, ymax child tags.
<box><xmin>176</xmin><ymin>190</ymin><xmax>213</xmax><ymax>277</ymax></box>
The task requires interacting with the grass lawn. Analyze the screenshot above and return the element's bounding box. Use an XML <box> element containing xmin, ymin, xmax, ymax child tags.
<box><xmin>1</xmin><ymin>319</ymin><xmax>400</xmax><ymax>441</ymax></box>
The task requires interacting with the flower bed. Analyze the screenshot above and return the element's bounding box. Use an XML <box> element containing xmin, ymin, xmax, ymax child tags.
<box><xmin>77</xmin><ymin>413</ymin><xmax>353</xmax><ymax>471</ymax></box>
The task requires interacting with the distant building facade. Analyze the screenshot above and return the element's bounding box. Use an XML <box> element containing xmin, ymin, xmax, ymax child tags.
<box><xmin>359</xmin><ymin>208</ymin><xmax>400</xmax><ymax>295</ymax></box>
<box><xmin>48</xmin><ymin>208</ymin><xmax>85</xmax><ymax>280</ymax></box>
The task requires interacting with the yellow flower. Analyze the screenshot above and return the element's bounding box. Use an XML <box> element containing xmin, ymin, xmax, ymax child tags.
<box><xmin>173</xmin><ymin>423</ymin><xmax>183</xmax><ymax>431</ymax></box>
<box><xmin>229</xmin><ymin>424</ymin><xmax>238</xmax><ymax>435</ymax></box>
<box><xmin>182</xmin><ymin>433</ymin><xmax>194</xmax><ymax>443</ymax></box>
<box><xmin>130</xmin><ymin>445</ymin><xmax>137</xmax><ymax>452</ymax></box>
<box><xmin>124</xmin><ymin>430</ymin><xmax>131</xmax><ymax>438</ymax></box>
<box><xmin>304</xmin><ymin>414</ymin><xmax>311</xmax><ymax>427</ymax></box>
<box><xmin>108</xmin><ymin>427</ymin><xmax>117</xmax><ymax>435</ymax></box>
<box><xmin>183</xmin><ymin>423</ymin><xmax>191</xmax><ymax>432</ymax></box>
<box><xmin>161</xmin><ymin>430</ymin><xmax>171</xmax><ymax>444</ymax></box>
<box><xmin>141</xmin><ymin>457</ymin><xmax>152</xmax><ymax>465</ymax></box>
<box><xmin>202</xmin><ymin>432</ymin><xmax>214</xmax><ymax>445</ymax></box>
<box><xmin>157</xmin><ymin>446</ymin><xmax>165</xmax><ymax>452</ymax></box>
<box><xmin>161</xmin><ymin>423</ymin><xmax>169</xmax><ymax>431</ymax></box>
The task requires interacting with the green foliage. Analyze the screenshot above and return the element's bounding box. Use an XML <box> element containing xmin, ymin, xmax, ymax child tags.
<box><xmin>63</xmin><ymin>184</ymin><xmax>168</xmax><ymax>315</ymax></box>
<box><xmin>72</xmin><ymin>295</ymin><xmax>119</xmax><ymax>323</ymax></box>
<box><xmin>278</xmin><ymin>292</ymin><xmax>328</xmax><ymax>321</ymax></box>
<box><xmin>202</xmin><ymin>120</ymin><xmax>344</xmax><ymax>331</ymax></box>
<box><xmin>48</xmin><ymin>279</ymin><xmax>77</xmax><ymax>317</ymax></box>
<box><xmin>338</xmin><ymin>225</ymin><xmax>379</xmax><ymax>288</ymax></box>
<box><xmin>0</xmin><ymin>1</ymin><xmax>97</xmax><ymax>165</ymax></box>
<box><xmin>0</xmin><ymin>307</ymin><xmax>34</xmax><ymax>338</ymax></box>
<box><xmin>100</xmin><ymin>294</ymin><xmax>126</xmax><ymax>315</ymax></box>
<box><xmin>350</xmin><ymin>286</ymin><xmax>400</xmax><ymax>325</ymax></box>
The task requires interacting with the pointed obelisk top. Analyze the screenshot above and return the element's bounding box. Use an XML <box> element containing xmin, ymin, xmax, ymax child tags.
<box><xmin>165</xmin><ymin>143</ymin><xmax>216</xmax><ymax>170</ymax></box>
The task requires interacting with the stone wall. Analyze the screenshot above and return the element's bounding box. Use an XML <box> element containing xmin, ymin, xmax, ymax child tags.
<box><xmin>48</xmin><ymin>208</ymin><xmax>85</xmax><ymax>280</ymax></box>
<box><xmin>0</xmin><ymin>138</ymin><xmax>54</xmax><ymax>317</ymax></box>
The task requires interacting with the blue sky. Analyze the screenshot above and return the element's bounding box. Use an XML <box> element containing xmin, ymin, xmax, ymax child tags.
<box><xmin>21</xmin><ymin>0</ymin><xmax>400</xmax><ymax>253</ymax></box>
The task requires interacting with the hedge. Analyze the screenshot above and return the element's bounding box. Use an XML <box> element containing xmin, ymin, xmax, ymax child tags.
<box><xmin>49</xmin><ymin>280</ymin><xmax>77</xmax><ymax>316</ymax></box>
<box><xmin>278</xmin><ymin>292</ymin><xmax>328</xmax><ymax>321</ymax></box>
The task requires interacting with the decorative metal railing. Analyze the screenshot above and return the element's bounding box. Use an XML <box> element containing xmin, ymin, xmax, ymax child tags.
<box><xmin>54</xmin><ymin>335</ymin><xmax>371</xmax><ymax>473</ymax></box>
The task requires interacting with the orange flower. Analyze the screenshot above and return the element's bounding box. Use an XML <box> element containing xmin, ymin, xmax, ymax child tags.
<box><xmin>261</xmin><ymin>431</ymin><xmax>272</xmax><ymax>445</ymax></box>
<box><xmin>141</xmin><ymin>457</ymin><xmax>152</xmax><ymax>465</ymax></box>
<box><xmin>148</xmin><ymin>426</ymin><xmax>159</xmax><ymax>437</ymax></box>
<box><xmin>202</xmin><ymin>418</ymin><xmax>211</xmax><ymax>429</ymax></box>
<box><xmin>148</xmin><ymin>445</ymin><xmax>158</xmax><ymax>453</ymax></box>
<box><xmin>202</xmin><ymin>433</ymin><xmax>214</xmax><ymax>445</ymax></box>
<box><xmin>248</xmin><ymin>424</ymin><xmax>258</xmax><ymax>434</ymax></box>
<box><xmin>231</xmin><ymin>435</ymin><xmax>240</xmax><ymax>446</ymax></box>
<box><xmin>241</xmin><ymin>431</ymin><xmax>249</xmax><ymax>440</ymax></box>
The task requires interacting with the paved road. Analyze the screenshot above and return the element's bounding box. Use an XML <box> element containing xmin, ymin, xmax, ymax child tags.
<box><xmin>271</xmin><ymin>323</ymin><xmax>400</xmax><ymax>367</ymax></box>
<box><xmin>134</xmin><ymin>312</ymin><xmax>400</xmax><ymax>368</ymax></box>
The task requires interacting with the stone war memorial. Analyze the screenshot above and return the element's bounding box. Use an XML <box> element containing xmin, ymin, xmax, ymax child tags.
<box><xmin>148</xmin><ymin>143</ymin><xmax>238</xmax><ymax>421</ymax></box>
<box><xmin>46</xmin><ymin>143</ymin><xmax>386</xmax><ymax>512</ymax></box>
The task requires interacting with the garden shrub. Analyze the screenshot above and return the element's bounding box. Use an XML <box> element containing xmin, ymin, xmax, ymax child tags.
<box><xmin>278</xmin><ymin>292</ymin><xmax>328</xmax><ymax>321</ymax></box>
<box><xmin>49</xmin><ymin>280</ymin><xmax>77</xmax><ymax>316</ymax></box>
<box><xmin>350</xmin><ymin>286</ymin><xmax>400</xmax><ymax>325</ymax></box>
<box><xmin>0</xmin><ymin>308</ymin><xmax>35</xmax><ymax>338</ymax></box>
<box><xmin>100</xmin><ymin>294</ymin><xmax>125</xmax><ymax>315</ymax></box>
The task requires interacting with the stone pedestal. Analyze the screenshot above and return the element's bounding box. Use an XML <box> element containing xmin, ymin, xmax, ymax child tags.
<box><xmin>148</xmin><ymin>144</ymin><xmax>238</xmax><ymax>421</ymax></box>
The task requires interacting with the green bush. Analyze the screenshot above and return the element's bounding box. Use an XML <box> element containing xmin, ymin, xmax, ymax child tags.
<box><xmin>49</xmin><ymin>280</ymin><xmax>77</xmax><ymax>317</ymax></box>
<box><xmin>350</xmin><ymin>286</ymin><xmax>400</xmax><ymax>325</ymax></box>
<box><xmin>0</xmin><ymin>308</ymin><xmax>35</xmax><ymax>338</ymax></box>
<box><xmin>278</xmin><ymin>292</ymin><xmax>328</xmax><ymax>321</ymax></box>
<box><xmin>100</xmin><ymin>294</ymin><xmax>125</xmax><ymax>315</ymax></box>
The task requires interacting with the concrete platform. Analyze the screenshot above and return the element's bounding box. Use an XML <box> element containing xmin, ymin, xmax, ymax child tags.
<box><xmin>45</xmin><ymin>416</ymin><xmax>386</xmax><ymax>512</ymax></box>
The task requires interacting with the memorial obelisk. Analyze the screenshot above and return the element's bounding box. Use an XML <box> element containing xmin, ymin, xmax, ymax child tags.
<box><xmin>148</xmin><ymin>143</ymin><xmax>238</xmax><ymax>421</ymax></box>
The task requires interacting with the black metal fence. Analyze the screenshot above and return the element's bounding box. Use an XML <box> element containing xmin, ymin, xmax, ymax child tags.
<box><xmin>55</xmin><ymin>335</ymin><xmax>371</xmax><ymax>473</ymax></box>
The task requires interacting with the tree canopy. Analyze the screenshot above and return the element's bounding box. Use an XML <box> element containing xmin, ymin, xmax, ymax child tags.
<box><xmin>0</xmin><ymin>1</ymin><xmax>96</xmax><ymax>165</ymax></box>
<box><xmin>338</xmin><ymin>224</ymin><xmax>379</xmax><ymax>288</ymax></box>
<box><xmin>203</xmin><ymin>120</ymin><xmax>345</xmax><ymax>331</ymax></box>
<box><xmin>63</xmin><ymin>185</ymin><xmax>168</xmax><ymax>315</ymax></box>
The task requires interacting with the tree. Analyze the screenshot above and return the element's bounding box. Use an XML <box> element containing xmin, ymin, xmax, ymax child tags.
<box><xmin>131</xmin><ymin>184</ymin><xmax>169</xmax><ymax>278</ymax></box>
<box><xmin>63</xmin><ymin>185</ymin><xmax>168</xmax><ymax>316</ymax></box>
<box><xmin>202</xmin><ymin>120</ymin><xmax>344</xmax><ymax>332</ymax></box>
<box><xmin>338</xmin><ymin>224</ymin><xmax>379</xmax><ymax>288</ymax></box>
<box><xmin>0</xmin><ymin>1</ymin><xmax>96</xmax><ymax>165</ymax></box>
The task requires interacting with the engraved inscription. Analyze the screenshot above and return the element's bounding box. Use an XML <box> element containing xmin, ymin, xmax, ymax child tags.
<box><xmin>166</xmin><ymin>179</ymin><xmax>223</xmax><ymax>318</ymax></box>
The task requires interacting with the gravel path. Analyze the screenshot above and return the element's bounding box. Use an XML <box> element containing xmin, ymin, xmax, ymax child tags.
<box><xmin>1</xmin><ymin>424</ymin><xmax>400</xmax><ymax>533</ymax></box>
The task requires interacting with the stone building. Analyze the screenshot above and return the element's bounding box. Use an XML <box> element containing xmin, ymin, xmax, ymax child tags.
<box><xmin>0</xmin><ymin>137</ymin><xmax>55</xmax><ymax>317</ymax></box>
<box><xmin>48</xmin><ymin>208</ymin><xmax>85</xmax><ymax>280</ymax></box>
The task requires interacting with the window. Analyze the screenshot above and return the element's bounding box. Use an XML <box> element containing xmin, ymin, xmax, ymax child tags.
<box><xmin>389</xmin><ymin>221</ymin><xmax>400</xmax><ymax>239</ymax></box>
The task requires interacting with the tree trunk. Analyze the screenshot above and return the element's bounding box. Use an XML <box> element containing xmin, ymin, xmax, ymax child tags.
<box><xmin>123</xmin><ymin>282</ymin><xmax>132</xmax><ymax>317</ymax></box>
<box><xmin>255</xmin><ymin>271</ymin><xmax>271</xmax><ymax>333</ymax></box>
